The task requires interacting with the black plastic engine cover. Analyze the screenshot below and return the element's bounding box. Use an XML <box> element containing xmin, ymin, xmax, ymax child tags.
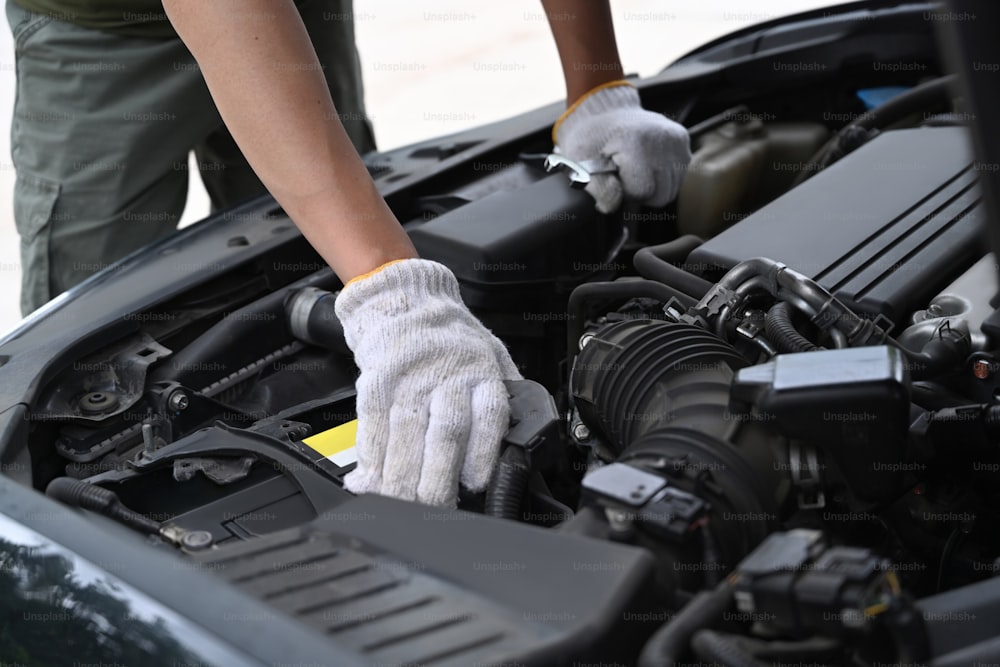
<box><xmin>407</xmin><ymin>173</ymin><xmax>619</xmax><ymax>309</ymax></box>
<box><xmin>193</xmin><ymin>495</ymin><xmax>658</xmax><ymax>667</ymax></box>
<box><xmin>688</xmin><ymin>127</ymin><xmax>987</xmax><ymax>327</ymax></box>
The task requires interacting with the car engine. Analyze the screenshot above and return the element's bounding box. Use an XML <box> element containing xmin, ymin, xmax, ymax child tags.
<box><xmin>8</xmin><ymin>5</ymin><xmax>1000</xmax><ymax>666</ymax></box>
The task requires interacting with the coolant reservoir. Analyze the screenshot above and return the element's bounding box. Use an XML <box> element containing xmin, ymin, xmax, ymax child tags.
<box><xmin>678</xmin><ymin>120</ymin><xmax>828</xmax><ymax>238</ymax></box>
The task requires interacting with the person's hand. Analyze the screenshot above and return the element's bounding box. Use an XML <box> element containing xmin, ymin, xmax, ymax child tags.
<box><xmin>334</xmin><ymin>259</ymin><xmax>522</xmax><ymax>507</ymax></box>
<box><xmin>553</xmin><ymin>80</ymin><xmax>691</xmax><ymax>214</ymax></box>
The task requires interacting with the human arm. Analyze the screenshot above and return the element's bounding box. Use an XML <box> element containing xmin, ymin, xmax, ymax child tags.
<box><xmin>161</xmin><ymin>0</ymin><xmax>415</xmax><ymax>282</ymax></box>
<box><xmin>540</xmin><ymin>0</ymin><xmax>691</xmax><ymax>213</ymax></box>
<box><xmin>162</xmin><ymin>0</ymin><xmax>520</xmax><ymax>506</ymax></box>
<box><xmin>541</xmin><ymin>0</ymin><xmax>625</xmax><ymax>104</ymax></box>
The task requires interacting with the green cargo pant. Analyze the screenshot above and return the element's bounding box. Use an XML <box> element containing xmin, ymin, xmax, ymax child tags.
<box><xmin>7</xmin><ymin>0</ymin><xmax>375</xmax><ymax>315</ymax></box>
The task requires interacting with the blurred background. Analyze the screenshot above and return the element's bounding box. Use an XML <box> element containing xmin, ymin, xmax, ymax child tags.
<box><xmin>0</xmin><ymin>0</ymin><xmax>842</xmax><ymax>332</ymax></box>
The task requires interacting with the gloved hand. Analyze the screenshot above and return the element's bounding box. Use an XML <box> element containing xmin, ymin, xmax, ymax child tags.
<box><xmin>334</xmin><ymin>258</ymin><xmax>522</xmax><ymax>507</ymax></box>
<box><xmin>553</xmin><ymin>80</ymin><xmax>691</xmax><ymax>214</ymax></box>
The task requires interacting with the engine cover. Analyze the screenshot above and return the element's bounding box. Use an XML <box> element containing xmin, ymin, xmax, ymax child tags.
<box><xmin>688</xmin><ymin>127</ymin><xmax>987</xmax><ymax>327</ymax></box>
<box><xmin>192</xmin><ymin>496</ymin><xmax>658</xmax><ymax>666</ymax></box>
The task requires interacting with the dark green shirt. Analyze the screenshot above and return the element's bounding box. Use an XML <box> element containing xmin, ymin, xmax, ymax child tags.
<box><xmin>12</xmin><ymin>0</ymin><xmax>175</xmax><ymax>38</ymax></box>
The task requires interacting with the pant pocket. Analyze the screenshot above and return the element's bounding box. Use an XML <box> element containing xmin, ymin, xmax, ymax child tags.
<box><xmin>14</xmin><ymin>174</ymin><xmax>60</xmax><ymax>315</ymax></box>
<box><xmin>5</xmin><ymin>1</ymin><xmax>53</xmax><ymax>53</ymax></box>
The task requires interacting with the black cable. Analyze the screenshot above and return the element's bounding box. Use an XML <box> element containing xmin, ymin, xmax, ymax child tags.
<box><xmin>698</xmin><ymin>520</ymin><xmax>722</xmax><ymax>587</ymax></box>
<box><xmin>46</xmin><ymin>477</ymin><xmax>162</xmax><ymax>536</ymax></box>
<box><xmin>936</xmin><ymin>526</ymin><xmax>965</xmax><ymax>592</ymax></box>
<box><xmin>737</xmin><ymin>635</ymin><xmax>843</xmax><ymax>664</ymax></box>
<box><xmin>637</xmin><ymin>579</ymin><xmax>734</xmax><ymax>667</ymax></box>
<box><xmin>632</xmin><ymin>235</ymin><xmax>714</xmax><ymax>299</ymax></box>
<box><xmin>691</xmin><ymin>629</ymin><xmax>769</xmax><ymax>667</ymax></box>
<box><xmin>794</xmin><ymin>75</ymin><xmax>956</xmax><ymax>185</ymax></box>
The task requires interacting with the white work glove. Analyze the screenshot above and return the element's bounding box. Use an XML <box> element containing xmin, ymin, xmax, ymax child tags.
<box><xmin>334</xmin><ymin>258</ymin><xmax>522</xmax><ymax>507</ymax></box>
<box><xmin>553</xmin><ymin>80</ymin><xmax>691</xmax><ymax>214</ymax></box>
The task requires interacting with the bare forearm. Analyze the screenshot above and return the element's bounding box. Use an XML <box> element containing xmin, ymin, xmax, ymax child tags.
<box><xmin>541</xmin><ymin>0</ymin><xmax>625</xmax><ymax>105</ymax></box>
<box><xmin>162</xmin><ymin>0</ymin><xmax>416</xmax><ymax>282</ymax></box>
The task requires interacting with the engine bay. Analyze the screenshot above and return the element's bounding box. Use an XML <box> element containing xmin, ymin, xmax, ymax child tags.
<box><xmin>6</xmin><ymin>4</ymin><xmax>1000</xmax><ymax>666</ymax></box>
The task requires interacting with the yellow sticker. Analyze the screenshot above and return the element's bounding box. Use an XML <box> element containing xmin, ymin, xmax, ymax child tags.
<box><xmin>303</xmin><ymin>419</ymin><xmax>358</xmax><ymax>467</ymax></box>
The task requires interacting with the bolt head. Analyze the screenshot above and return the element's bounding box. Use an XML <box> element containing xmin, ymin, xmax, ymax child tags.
<box><xmin>79</xmin><ymin>391</ymin><xmax>119</xmax><ymax>415</ymax></box>
<box><xmin>180</xmin><ymin>530</ymin><xmax>213</xmax><ymax>551</ymax></box>
<box><xmin>168</xmin><ymin>391</ymin><xmax>189</xmax><ymax>411</ymax></box>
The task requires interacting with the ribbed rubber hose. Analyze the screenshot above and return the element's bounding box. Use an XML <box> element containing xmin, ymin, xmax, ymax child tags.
<box><xmin>764</xmin><ymin>301</ymin><xmax>820</xmax><ymax>353</ymax></box>
<box><xmin>484</xmin><ymin>447</ymin><xmax>530</xmax><ymax>520</ymax></box>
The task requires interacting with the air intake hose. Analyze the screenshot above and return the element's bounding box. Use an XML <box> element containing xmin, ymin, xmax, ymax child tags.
<box><xmin>571</xmin><ymin>319</ymin><xmax>788</xmax><ymax>563</ymax></box>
